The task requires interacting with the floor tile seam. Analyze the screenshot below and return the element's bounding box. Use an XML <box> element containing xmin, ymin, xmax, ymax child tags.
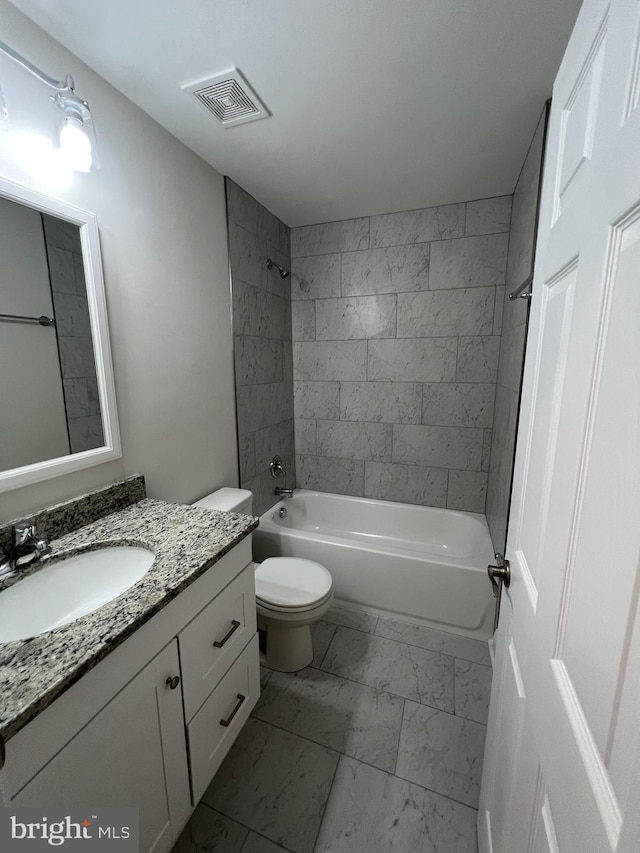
<box><xmin>311</xmin><ymin>752</ymin><xmax>342</xmax><ymax>853</ymax></box>
<box><xmin>315</xmin><ymin>623</ymin><xmax>338</xmax><ymax>669</ymax></box>
<box><xmin>323</xmin><ymin>619</ymin><xmax>377</xmax><ymax>637</ymax></box>
<box><xmin>315</xmin><ymin>662</ymin><xmax>456</xmax><ymax>712</ymax></box>
<box><xmin>453</xmin><ymin>655</ymin><xmax>492</xmax><ymax>671</ymax></box>
<box><xmin>391</xmin><ymin>764</ymin><xmax>482</xmax><ymax>812</ymax></box>
<box><xmin>240</xmin><ymin>826</ymin><xmax>296</xmax><ymax>853</ymax></box>
<box><xmin>372</xmin><ymin>626</ymin><xmax>490</xmax><ymax>666</ymax></box>
<box><xmin>342</xmin><ymin>750</ymin><xmax>481</xmax><ymax>814</ymax></box>
<box><xmin>248</xmin><ymin>714</ymin><xmax>401</xmax><ymax>777</ymax></box>
<box><xmin>393</xmin><ymin>698</ymin><xmax>407</xmax><ymax>777</ymax></box>
<box><xmin>331</xmin><ymin>624</ymin><xmax>458</xmax><ymax>666</ymax></box>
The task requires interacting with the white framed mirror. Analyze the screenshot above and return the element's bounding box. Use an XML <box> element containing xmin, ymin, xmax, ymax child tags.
<box><xmin>0</xmin><ymin>176</ymin><xmax>121</xmax><ymax>491</ymax></box>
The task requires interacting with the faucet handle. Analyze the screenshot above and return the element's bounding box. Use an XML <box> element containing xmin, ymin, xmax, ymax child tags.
<box><xmin>13</xmin><ymin>518</ymin><xmax>37</xmax><ymax>547</ymax></box>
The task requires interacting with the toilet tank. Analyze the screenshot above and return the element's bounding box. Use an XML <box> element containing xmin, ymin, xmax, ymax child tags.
<box><xmin>193</xmin><ymin>487</ymin><xmax>253</xmax><ymax>515</ymax></box>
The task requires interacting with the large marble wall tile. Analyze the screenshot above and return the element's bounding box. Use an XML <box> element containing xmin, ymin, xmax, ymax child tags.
<box><xmin>294</xmin><ymin>380</ymin><xmax>340</xmax><ymax>419</ymax></box>
<box><xmin>296</xmin><ymin>455</ymin><xmax>365</xmax><ymax>496</ymax></box>
<box><xmin>236</xmin><ymin>384</ymin><xmax>272</xmax><ymax>435</ymax></box>
<box><xmin>238</xmin><ymin>433</ymin><xmax>256</xmax><ymax>481</ymax></box>
<box><xmin>68</xmin><ymin>415</ymin><xmax>104</xmax><ymax>453</ymax></box>
<box><xmin>291</xmin><ymin>254</ymin><xmax>341</xmax><ymax>300</ymax></box>
<box><xmin>234</xmin><ymin>337</ymin><xmax>283</xmax><ymax>385</ymax></box>
<box><xmin>447</xmin><ymin>470</ymin><xmax>488</xmax><ymax>513</ymax></box>
<box><xmin>226</xmin><ymin>179</ymin><xmax>279</xmax><ymax>247</ymax></box>
<box><xmin>315</xmin><ymin>756</ymin><xmax>478</xmax><ymax>853</ymax></box>
<box><xmin>456</xmin><ymin>335</ymin><xmax>501</xmax><ymax>383</ymax></box>
<box><xmin>455</xmin><ymin>660</ymin><xmax>492</xmax><ymax>725</ymax></box>
<box><xmin>291</xmin><ymin>218</ymin><xmax>369</xmax><ymax>257</ymax></box>
<box><xmin>397</xmin><ymin>288</ymin><xmax>495</xmax><ymax>337</ymax></box>
<box><xmin>497</xmin><ymin>322</ymin><xmax>527</xmax><ymax>393</ymax></box>
<box><xmin>253</xmin><ymin>667</ymin><xmax>404</xmax><ymax>772</ymax></box>
<box><xmin>63</xmin><ymin>378</ymin><xmax>91</xmax><ymax>418</ymax></box>
<box><xmin>370</xmin><ymin>203</ymin><xmax>465</xmax><ymax>248</ymax></box>
<box><xmin>316</xmin><ymin>294</ymin><xmax>396</xmax><ymax>340</ymax></box>
<box><xmin>294</xmin><ymin>341</ymin><xmax>367</xmax><ymax>381</ymax></box>
<box><xmin>58</xmin><ymin>337</ymin><xmax>97</xmax><ymax>379</ymax></box>
<box><xmin>429</xmin><ymin>234</ymin><xmax>508</xmax><ymax>290</ymax></box>
<box><xmin>341</xmin><ymin>244</ymin><xmax>430</xmax><ymax>296</ymax></box>
<box><xmin>501</xmin><ymin>282</ymin><xmax>529</xmax><ymax>334</ymax></box>
<box><xmin>51</xmin><ymin>292</ymin><xmax>92</xmax><ymax>338</ymax></box>
<box><xmin>282</xmin><ymin>340</ymin><xmax>293</xmax><ymax>382</ymax></box>
<box><xmin>393</xmin><ymin>424</ymin><xmax>483</xmax><ymax>470</ymax></box>
<box><xmin>375</xmin><ymin>615</ymin><xmax>491</xmax><ymax>665</ymax></box>
<box><xmin>321</xmin><ymin>627</ymin><xmax>454</xmax><ymax>711</ymax></box>
<box><xmin>254</xmin><ymin>419</ymin><xmax>295</xmax><ymax>472</ymax></box>
<box><xmin>395</xmin><ymin>701</ymin><xmax>486</xmax><ymax>808</ymax></box>
<box><xmin>364</xmin><ymin>461</ymin><xmax>448</xmax><ymax>507</ymax></box>
<box><xmin>203</xmin><ymin>718</ymin><xmax>338</xmax><ymax>853</ymax></box>
<box><xmin>465</xmin><ymin>196</ymin><xmax>512</xmax><ymax>236</ymax></box>
<box><xmin>228</xmin><ymin>221</ymin><xmax>265</xmax><ymax>290</ymax></box>
<box><xmin>493</xmin><ymin>285</ymin><xmax>505</xmax><ymax>335</ymax></box>
<box><xmin>368</xmin><ymin>338</ymin><xmax>457</xmax><ymax>382</ymax></box>
<box><xmin>422</xmin><ymin>382</ymin><xmax>496</xmax><ymax>429</ymax></box>
<box><xmin>486</xmin><ymin>384</ymin><xmax>519</xmax><ymax>554</ymax></box>
<box><xmin>47</xmin><ymin>246</ymin><xmax>77</xmax><ymax>294</ymax></box>
<box><xmin>316</xmin><ymin>420</ymin><xmax>392</xmax><ymax>462</ymax></box>
<box><xmin>171</xmin><ymin>804</ymin><xmax>248</xmax><ymax>853</ymax></box>
<box><xmin>233</xmin><ymin>283</ymin><xmax>291</xmax><ymax>340</ymax></box>
<box><xmin>340</xmin><ymin>381</ymin><xmax>422</xmax><ymax>424</ymax></box>
<box><xmin>292</xmin><ymin>301</ymin><xmax>316</xmax><ymax>341</ymax></box>
<box><xmin>482</xmin><ymin>429</ymin><xmax>493</xmax><ymax>473</ymax></box>
<box><xmin>295</xmin><ymin>418</ymin><xmax>317</xmax><ymax>455</ymax></box>
<box><xmin>269</xmin><ymin>381</ymin><xmax>295</xmax><ymax>425</ymax></box>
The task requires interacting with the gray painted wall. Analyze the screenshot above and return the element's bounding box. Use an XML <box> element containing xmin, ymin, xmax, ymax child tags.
<box><xmin>486</xmin><ymin>107</ymin><xmax>548</xmax><ymax>554</ymax></box>
<box><xmin>289</xmin><ymin>196</ymin><xmax>512</xmax><ymax>513</ymax></box>
<box><xmin>226</xmin><ymin>180</ymin><xmax>294</xmax><ymax>516</ymax></box>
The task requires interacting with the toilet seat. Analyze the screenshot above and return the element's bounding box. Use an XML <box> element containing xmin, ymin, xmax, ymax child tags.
<box><xmin>255</xmin><ymin>557</ymin><xmax>333</xmax><ymax>611</ymax></box>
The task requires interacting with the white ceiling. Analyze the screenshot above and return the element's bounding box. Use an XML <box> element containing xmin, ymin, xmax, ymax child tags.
<box><xmin>10</xmin><ymin>0</ymin><xmax>581</xmax><ymax>226</ymax></box>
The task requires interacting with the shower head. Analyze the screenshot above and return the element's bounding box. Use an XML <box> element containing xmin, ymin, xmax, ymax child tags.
<box><xmin>266</xmin><ymin>258</ymin><xmax>290</xmax><ymax>279</ymax></box>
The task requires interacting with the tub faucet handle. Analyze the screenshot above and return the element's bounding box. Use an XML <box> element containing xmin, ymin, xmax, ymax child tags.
<box><xmin>270</xmin><ymin>456</ymin><xmax>286</xmax><ymax>479</ymax></box>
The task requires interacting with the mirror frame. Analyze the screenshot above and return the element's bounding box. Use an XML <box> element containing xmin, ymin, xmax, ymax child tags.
<box><xmin>0</xmin><ymin>176</ymin><xmax>121</xmax><ymax>492</ymax></box>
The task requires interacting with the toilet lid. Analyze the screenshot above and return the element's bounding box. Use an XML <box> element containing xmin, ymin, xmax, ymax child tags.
<box><xmin>255</xmin><ymin>558</ymin><xmax>333</xmax><ymax>608</ymax></box>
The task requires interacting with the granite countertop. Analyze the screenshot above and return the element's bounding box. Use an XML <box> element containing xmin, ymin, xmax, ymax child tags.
<box><xmin>0</xmin><ymin>498</ymin><xmax>258</xmax><ymax>745</ymax></box>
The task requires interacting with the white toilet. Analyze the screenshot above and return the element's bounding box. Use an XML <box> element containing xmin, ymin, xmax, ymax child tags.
<box><xmin>193</xmin><ymin>487</ymin><xmax>333</xmax><ymax>672</ymax></box>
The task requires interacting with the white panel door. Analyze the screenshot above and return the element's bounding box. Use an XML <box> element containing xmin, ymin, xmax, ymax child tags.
<box><xmin>479</xmin><ymin>0</ymin><xmax>640</xmax><ymax>850</ymax></box>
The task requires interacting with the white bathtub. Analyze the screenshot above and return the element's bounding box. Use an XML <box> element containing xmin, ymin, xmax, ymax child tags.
<box><xmin>253</xmin><ymin>490</ymin><xmax>496</xmax><ymax>641</ymax></box>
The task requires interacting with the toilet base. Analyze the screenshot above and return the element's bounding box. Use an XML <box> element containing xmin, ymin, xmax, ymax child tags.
<box><xmin>258</xmin><ymin>616</ymin><xmax>313</xmax><ymax>672</ymax></box>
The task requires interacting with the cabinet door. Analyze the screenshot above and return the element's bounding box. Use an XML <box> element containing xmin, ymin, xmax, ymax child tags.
<box><xmin>11</xmin><ymin>641</ymin><xmax>191</xmax><ymax>853</ymax></box>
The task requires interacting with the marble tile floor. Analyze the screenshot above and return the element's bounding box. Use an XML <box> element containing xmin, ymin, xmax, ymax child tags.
<box><xmin>171</xmin><ymin>604</ymin><xmax>492</xmax><ymax>853</ymax></box>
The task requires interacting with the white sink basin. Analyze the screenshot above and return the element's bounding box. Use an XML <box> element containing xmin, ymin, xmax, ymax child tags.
<box><xmin>0</xmin><ymin>545</ymin><xmax>155</xmax><ymax>643</ymax></box>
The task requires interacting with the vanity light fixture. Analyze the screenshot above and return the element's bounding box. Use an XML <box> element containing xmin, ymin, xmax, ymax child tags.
<box><xmin>0</xmin><ymin>39</ymin><xmax>99</xmax><ymax>172</ymax></box>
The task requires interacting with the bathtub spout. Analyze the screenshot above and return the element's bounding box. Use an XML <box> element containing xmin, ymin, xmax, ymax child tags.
<box><xmin>274</xmin><ymin>487</ymin><xmax>294</xmax><ymax>498</ymax></box>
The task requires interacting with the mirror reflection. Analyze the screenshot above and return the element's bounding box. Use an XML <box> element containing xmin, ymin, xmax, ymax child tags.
<box><xmin>0</xmin><ymin>196</ymin><xmax>104</xmax><ymax>472</ymax></box>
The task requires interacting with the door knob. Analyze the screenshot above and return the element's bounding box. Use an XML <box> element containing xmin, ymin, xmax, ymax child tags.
<box><xmin>166</xmin><ymin>675</ymin><xmax>180</xmax><ymax>690</ymax></box>
<box><xmin>488</xmin><ymin>558</ymin><xmax>510</xmax><ymax>598</ymax></box>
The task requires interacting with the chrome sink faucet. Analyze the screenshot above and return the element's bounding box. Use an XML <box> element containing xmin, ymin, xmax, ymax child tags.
<box><xmin>0</xmin><ymin>518</ymin><xmax>52</xmax><ymax>578</ymax></box>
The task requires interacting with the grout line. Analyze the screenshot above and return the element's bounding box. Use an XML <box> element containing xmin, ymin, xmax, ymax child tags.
<box><xmin>394</xmin><ymin>699</ymin><xmax>407</xmax><ymax>777</ymax></box>
<box><xmin>311</xmin><ymin>753</ymin><xmax>342</xmax><ymax>853</ymax></box>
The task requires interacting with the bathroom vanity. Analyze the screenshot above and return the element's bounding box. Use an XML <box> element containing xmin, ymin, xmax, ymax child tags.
<box><xmin>0</xmin><ymin>487</ymin><xmax>259</xmax><ymax>853</ymax></box>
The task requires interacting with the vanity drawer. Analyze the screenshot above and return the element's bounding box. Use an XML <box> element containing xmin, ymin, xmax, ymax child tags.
<box><xmin>179</xmin><ymin>561</ymin><xmax>256</xmax><ymax>721</ymax></box>
<box><xmin>187</xmin><ymin>634</ymin><xmax>259</xmax><ymax>805</ymax></box>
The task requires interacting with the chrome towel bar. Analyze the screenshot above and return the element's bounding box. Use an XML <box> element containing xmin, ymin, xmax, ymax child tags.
<box><xmin>0</xmin><ymin>312</ymin><xmax>55</xmax><ymax>326</ymax></box>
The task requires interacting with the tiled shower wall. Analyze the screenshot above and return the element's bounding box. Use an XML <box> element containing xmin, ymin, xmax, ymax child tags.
<box><xmin>226</xmin><ymin>179</ymin><xmax>295</xmax><ymax>516</ymax></box>
<box><xmin>486</xmin><ymin>106</ymin><xmax>548</xmax><ymax>554</ymax></box>
<box><xmin>290</xmin><ymin>197</ymin><xmax>512</xmax><ymax>513</ymax></box>
<box><xmin>42</xmin><ymin>214</ymin><xmax>104</xmax><ymax>454</ymax></box>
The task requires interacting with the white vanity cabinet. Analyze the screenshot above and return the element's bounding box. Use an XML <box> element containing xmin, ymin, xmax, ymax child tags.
<box><xmin>0</xmin><ymin>535</ymin><xmax>259</xmax><ymax>853</ymax></box>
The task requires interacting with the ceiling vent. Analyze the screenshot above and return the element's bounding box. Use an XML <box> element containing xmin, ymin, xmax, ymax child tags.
<box><xmin>182</xmin><ymin>68</ymin><xmax>269</xmax><ymax>127</ymax></box>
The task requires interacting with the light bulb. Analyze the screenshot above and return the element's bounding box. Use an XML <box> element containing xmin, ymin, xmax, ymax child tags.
<box><xmin>59</xmin><ymin>116</ymin><xmax>92</xmax><ymax>172</ymax></box>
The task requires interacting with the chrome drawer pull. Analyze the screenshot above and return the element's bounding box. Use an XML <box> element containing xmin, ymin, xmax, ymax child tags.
<box><xmin>213</xmin><ymin>619</ymin><xmax>241</xmax><ymax>648</ymax></box>
<box><xmin>220</xmin><ymin>693</ymin><xmax>246</xmax><ymax>727</ymax></box>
